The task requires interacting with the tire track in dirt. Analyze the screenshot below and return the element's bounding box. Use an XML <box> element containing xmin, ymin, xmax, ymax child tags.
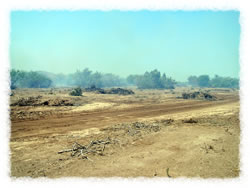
<box><xmin>11</xmin><ymin>98</ymin><xmax>238</xmax><ymax>139</ymax></box>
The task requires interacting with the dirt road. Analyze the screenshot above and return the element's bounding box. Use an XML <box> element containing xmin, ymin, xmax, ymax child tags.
<box><xmin>11</xmin><ymin>97</ymin><xmax>238</xmax><ymax>139</ymax></box>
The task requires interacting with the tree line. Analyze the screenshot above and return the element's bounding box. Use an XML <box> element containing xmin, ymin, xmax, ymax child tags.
<box><xmin>187</xmin><ymin>75</ymin><xmax>239</xmax><ymax>89</ymax></box>
<box><xmin>10</xmin><ymin>68</ymin><xmax>127</xmax><ymax>89</ymax></box>
<box><xmin>10</xmin><ymin>69</ymin><xmax>239</xmax><ymax>89</ymax></box>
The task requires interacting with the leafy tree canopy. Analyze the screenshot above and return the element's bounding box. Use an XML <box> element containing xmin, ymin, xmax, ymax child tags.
<box><xmin>127</xmin><ymin>69</ymin><xmax>176</xmax><ymax>89</ymax></box>
<box><xmin>10</xmin><ymin>69</ymin><xmax>52</xmax><ymax>89</ymax></box>
<box><xmin>187</xmin><ymin>74</ymin><xmax>239</xmax><ymax>89</ymax></box>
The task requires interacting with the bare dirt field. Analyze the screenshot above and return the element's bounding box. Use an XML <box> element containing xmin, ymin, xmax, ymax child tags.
<box><xmin>9</xmin><ymin>87</ymin><xmax>240</xmax><ymax>178</ymax></box>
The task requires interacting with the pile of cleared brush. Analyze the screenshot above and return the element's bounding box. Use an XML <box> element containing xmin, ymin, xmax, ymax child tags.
<box><xmin>180</xmin><ymin>91</ymin><xmax>216</xmax><ymax>100</ymax></box>
<box><xmin>84</xmin><ymin>87</ymin><xmax>135</xmax><ymax>95</ymax></box>
<box><xmin>102</xmin><ymin>120</ymin><xmax>174</xmax><ymax>137</ymax></box>
<box><xmin>83</xmin><ymin>87</ymin><xmax>105</xmax><ymax>94</ymax></box>
<box><xmin>43</xmin><ymin>99</ymin><xmax>74</xmax><ymax>106</ymax></box>
<box><xmin>58</xmin><ymin>138</ymin><xmax>111</xmax><ymax>160</ymax></box>
<box><xmin>11</xmin><ymin>96</ymin><xmax>43</xmax><ymax>106</ymax></box>
<box><xmin>104</xmin><ymin>88</ymin><xmax>135</xmax><ymax>95</ymax></box>
<box><xmin>58</xmin><ymin>120</ymin><xmax>175</xmax><ymax>161</ymax></box>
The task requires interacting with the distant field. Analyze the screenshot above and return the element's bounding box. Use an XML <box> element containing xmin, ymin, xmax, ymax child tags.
<box><xmin>10</xmin><ymin>87</ymin><xmax>240</xmax><ymax>178</ymax></box>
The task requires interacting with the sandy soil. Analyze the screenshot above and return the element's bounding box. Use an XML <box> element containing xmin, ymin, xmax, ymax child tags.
<box><xmin>9</xmin><ymin>88</ymin><xmax>240</xmax><ymax>178</ymax></box>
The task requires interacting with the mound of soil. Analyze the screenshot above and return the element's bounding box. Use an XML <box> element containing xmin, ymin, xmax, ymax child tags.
<box><xmin>11</xmin><ymin>96</ymin><xmax>43</xmax><ymax>106</ymax></box>
<box><xmin>11</xmin><ymin>96</ymin><xmax>74</xmax><ymax>106</ymax></box>
<box><xmin>181</xmin><ymin>91</ymin><xmax>216</xmax><ymax>100</ymax></box>
<box><xmin>11</xmin><ymin>110</ymin><xmax>52</xmax><ymax>120</ymax></box>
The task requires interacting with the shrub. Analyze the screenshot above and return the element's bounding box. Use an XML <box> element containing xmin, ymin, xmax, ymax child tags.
<box><xmin>69</xmin><ymin>87</ymin><xmax>82</xmax><ymax>96</ymax></box>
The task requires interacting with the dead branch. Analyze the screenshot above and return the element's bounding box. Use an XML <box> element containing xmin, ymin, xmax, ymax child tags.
<box><xmin>58</xmin><ymin>149</ymin><xmax>73</xmax><ymax>154</ymax></box>
<box><xmin>58</xmin><ymin>138</ymin><xmax>111</xmax><ymax>160</ymax></box>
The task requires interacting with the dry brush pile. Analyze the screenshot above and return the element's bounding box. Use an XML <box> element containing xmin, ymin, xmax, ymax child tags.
<box><xmin>180</xmin><ymin>91</ymin><xmax>216</xmax><ymax>100</ymax></box>
<box><xmin>84</xmin><ymin>87</ymin><xmax>135</xmax><ymax>95</ymax></box>
<box><xmin>58</xmin><ymin>119</ymin><xmax>174</xmax><ymax>161</ymax></box>
<box><xmin>58</xmin><ymin>138</ymin><xmax>112</xmax><ymax>161</ymax></box>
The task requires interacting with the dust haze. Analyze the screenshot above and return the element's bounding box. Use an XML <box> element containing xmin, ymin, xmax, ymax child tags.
<box><xmin>10</xmin><ymin>10</ymin><xmax>240</xmax><ymax>178</ymax></box>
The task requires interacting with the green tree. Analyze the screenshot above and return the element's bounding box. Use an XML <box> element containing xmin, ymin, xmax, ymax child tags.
<box><xmin>73</xmin><ymin>68</ymin><xmax>92</xmax><ymax>87</ymax></box>
<box><xmin>10</xmin><ymin>69</ymin><xmax>25</xmax><ymax>89</ymax></box>
<box><xmin>188</xmin><ymin>75</ymin><xmax>198</xmax><ymax>86</ymax></box>
<box><xmin>10</xmin><ymin>70</ymin><xmax>52</xmax><ymax>88</ymax></box>
<box><xmin>210</xmin><ymin>75</ymin><xmax>239</xmax><ymax>88</ymax></box>
<box><xmin>72</xmin><ymin>68</ymin><xmax>126</xmax><ymax>88</ymax></box>
<box><xmin>197</xmin><ymin>75</ymin><xmax>210</xmax><ymax>87</ymax></box>
<box><xmin>22</xmin><ymin>72</ymin><xmax>52</xmax><ymax>88</ymax></box>
<box><xmin>133</xmin><ymin>69</ymin><xmax>176</xmax><ymax>89</ymax></box>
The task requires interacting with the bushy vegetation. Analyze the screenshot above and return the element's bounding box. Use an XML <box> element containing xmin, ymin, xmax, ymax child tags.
<box><xmin>11</xmin><ymin>68</ymin><xmax>127</xmax><ymax>89</ymax></box>
<box><xmin>210</xmin><ymin>75</ymin><xmax>239</xmax><ymax>88</ymax></box>
<box><xmin>187</xmin><ymin>75</ymin><xmax>239</xmax><ymax>89</ymax></box>
<box><xmin>11</xmin><ymin>68</ymin><xmax>239</xmax><ymax>90</ymax></box>
<box><xmin>10</xmin><ymin>70</ymin><xmax>52</xmax><ymax>89</ymax></box>
<box><xmin>72</xmin><ymin>68</ymin><xmax>126</xmax><ymax>88</ymax></box>
<box><xmin>127</xmin><ymin>69</ymin><xmax>176</xmax><ymax>89</ymax></box>
<box><xmin>69</xmin><ymin>87</ymin><xmax>82</xmax><ymax>96</ymax></box>
<box><xmin>197</xmin><ymin>75</ymin><xmax>210</xmax><ymax>87</ymax></box>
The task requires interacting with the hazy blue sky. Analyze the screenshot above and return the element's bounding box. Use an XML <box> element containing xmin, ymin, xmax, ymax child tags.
<box><xmin>10</xmin><ymin>10</ymin><xmax>240</xmax><ymax>81</ymax></box>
